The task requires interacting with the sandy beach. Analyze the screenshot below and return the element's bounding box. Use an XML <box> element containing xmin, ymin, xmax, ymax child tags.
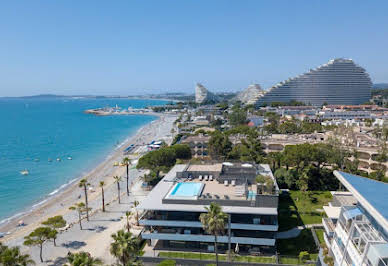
<box><xmin>0</xmin><ymin>113</ymin><xmax>177</xmax><ymax>265</ymax></box>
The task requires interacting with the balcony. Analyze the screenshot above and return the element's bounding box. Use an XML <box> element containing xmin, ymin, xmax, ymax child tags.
<box><xmin>141</xmin><ymin>230</ymin><xmax>276</xmax><ymax>246</ymax></box>
<box><xmin>141</xmin><ymin>211</ymin><xmax>278</xmax><ymax>231</ymax></box>
<box><xmin>323</xmin><ymin>232</ymin><xmax>331</xmax><ymax>248</ymax></box>
<box><xmin>322</xmin><ymin>218</ymin><xmax>335</xmax><ymax>237</ymax></box>
<box><xmin>139</xmin><ymin>219</ymin><xmax>278</xmax><ymax>231</ymax></box>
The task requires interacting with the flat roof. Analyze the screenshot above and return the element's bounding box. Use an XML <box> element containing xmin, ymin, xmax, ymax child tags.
<box><xmin>138</xmin><ymin>164</ymin><xmax>277</xmax><ymax>215</ymax></box>
<box><xmin>187</xmin><ymin>164</ymin><xmax>223</xmax><ymax>172</ymax></box>
<box><xmin>334</xmin><ymin>171</ymin><xmax>388</xmax><ymax>231</ymax></box>
<box><xmin>323</xmin><ymin>206</ymin><xmax>341</xmax><ymax>219</ymax></box>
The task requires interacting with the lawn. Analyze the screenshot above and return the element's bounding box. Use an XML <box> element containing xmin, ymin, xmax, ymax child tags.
<box><xmin>158</xmin><ymin>251</ymin><xmax>276</xmax><ymax>263</ymax></box>
<box><xmin>277</xmin><ymin>229</ymin><xmax>319</xmax><ymax>259</ymax></box>
<box><xmin>278</xmin><ymin>191</ymin><xmax>332</xmax><ymax>231</ymax></box>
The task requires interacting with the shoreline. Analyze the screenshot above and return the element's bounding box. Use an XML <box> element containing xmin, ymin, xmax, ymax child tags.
<box><xmin>0</xmin><ymin>113</ymin><xmax>176</xmax><ymax>241</ymax></box>
<box><xmin>0</xmin><ymin>117</ymin><xmax>156</xmax><ymax>227</ymax></box>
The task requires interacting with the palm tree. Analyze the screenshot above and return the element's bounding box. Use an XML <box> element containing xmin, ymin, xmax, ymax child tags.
<box><xmin>110</xmin><ymin>229</ymin><xmax>141</xmax><ymax>265</ymax></box>
<box><xmin>133</xmin><ymin>200</ymin><xmax>140</xmax><ymax>226</ymax></box>
<box><xmin>199</xmin><ymin>203</ymin><xmax>227</xmax><ymax>266</ymax></box>
<box><xmin>79</xmin><ymin>178</ymin><xmax>90</xmax><ymax>221</ymax></box>
<box><xmin>99</xmin><ymin>181</ymin><xmax>106</xmax><ymax>212</ymax></box>
<box><xmin>66</xmin><ymin>251</ymin><xmax>103</xmax><ymax>266</ymax></box>
<box><xmin>69</xmin><ymin>202</ymin><xmax>89</xmax><ymax>230</ymax></box>
<box><xmin>113</xmin><ymin>176</ymin><xmax>122</xmax><ymax>203</ymax></box>
<box><xmin>125</xmin><ymin>211</ymin><xmax>132</xmax><ymax>232</ymax></box>
<box><xmin>122</xmin><ymin>157</ymin><xmax>131</xmax><ymax>196</ymax></box>
<box><xmin>0</xmin><ymin>244</ymin><xmax>35</xmax><ymax>266</ymax></box>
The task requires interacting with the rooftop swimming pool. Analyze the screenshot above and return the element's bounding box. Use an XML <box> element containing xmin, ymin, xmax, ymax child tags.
<box><xmin>166</xmin><ymin>182</ymin><xmax>204</xmax><ymax>199</ymax></box>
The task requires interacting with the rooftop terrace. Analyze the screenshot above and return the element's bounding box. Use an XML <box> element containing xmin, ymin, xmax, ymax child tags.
<box><xmin>138</xmin><ymin>164</ymin><xmax>279</xmax><ymax>214</ymax></box>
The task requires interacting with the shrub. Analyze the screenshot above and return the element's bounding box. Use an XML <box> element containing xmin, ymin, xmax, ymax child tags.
<box><xmin>299</xmin><ymin>251</ymin><xmax>310</xmax><ymax>262</ymax></box>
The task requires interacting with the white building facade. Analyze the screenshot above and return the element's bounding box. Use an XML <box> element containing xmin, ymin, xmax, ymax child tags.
<box><xmin>322</xmin><ymin>171</ymin><xmax>388</xmax><ymax>266</ymax></box>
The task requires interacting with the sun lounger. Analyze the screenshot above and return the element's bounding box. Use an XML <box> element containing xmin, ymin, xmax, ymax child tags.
<box><xmin>231</xmin><ymin>180</ymin><xmax>236</xmax><ymax>186</ymax></box>
<box><xmin>209</xmin><ymin>175</ymin><xmax>213</xmax><ymax>181</ymax></box>
<box><xmin>199</xmin><ymin>175</ymin><xmax>203</xmax><ymax>181</ymax></box>
<box><xmin>205</xmin><ymin>175</ymin><xmax>208</xmax><ymax>181</ymax></box>
<box><xmin>224</xmin><ymin>180</ymin><xmax>228</xmax><ymax>186</ymax></box>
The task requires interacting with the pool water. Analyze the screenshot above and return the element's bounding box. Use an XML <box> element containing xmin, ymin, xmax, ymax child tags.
<box><xmin>248</xmin><ymin>190</ymin><xmax>257</xmax><ymax>200</ymax></box>
<box><xmin>170</xmin><ymin>182</ymin><xmax>203</xmax><ymax>197</ymax></box>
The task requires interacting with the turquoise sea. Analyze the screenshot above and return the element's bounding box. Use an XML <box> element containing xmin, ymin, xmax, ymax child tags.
<box><xmin>0</xmin><ymin>97</ymin><xmax>167</xmax><ymax>223</ymax></box>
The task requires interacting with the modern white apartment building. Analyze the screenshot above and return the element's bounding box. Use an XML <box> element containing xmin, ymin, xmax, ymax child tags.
<box><xmin>138</xmin><ymin>163</ymin><xmax>279</xmax><ymax>255</ymax></box>
<box><xmin>256</xmin><ymin>58</ymin><xmax>372</xmax><ymax>106</ymax></box>
<box><xmin>322</xmin><ymin>171</ymin><xmax>388</xmax><ymax>266</ymax></box>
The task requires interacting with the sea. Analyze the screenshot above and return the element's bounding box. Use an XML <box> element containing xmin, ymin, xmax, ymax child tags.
<box><xmin>0</xmin><ymin>97</ymin><xmax>168</xmax><ymax>224</ymax></box>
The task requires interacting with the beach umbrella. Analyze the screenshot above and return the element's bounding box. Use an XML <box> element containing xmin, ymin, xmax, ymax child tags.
<box><xmin>235</xmin><ymin>243</ymin><xmax>239</xmax><ymax>253</ymax></box>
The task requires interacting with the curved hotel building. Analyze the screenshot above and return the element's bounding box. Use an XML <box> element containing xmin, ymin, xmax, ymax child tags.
<box><xmin>256</xmin><ymin>58</ymin><xmax>372</xmax><ymax>106</ymax></box>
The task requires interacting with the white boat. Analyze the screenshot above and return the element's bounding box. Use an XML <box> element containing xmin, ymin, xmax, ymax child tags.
<box><xmin>56</xmin><ymin>158</ymin><xmax>61</xmax><ymax>162</ymax></box>
<box><xmin>20</xmin><ymin>170</ymin><xmax>29</xmax><ymax>176</ymax></box>
<box><xmin>67</xmin><ymin>157</ymin><xmax>72</xmax><ymax>160</ymax></box>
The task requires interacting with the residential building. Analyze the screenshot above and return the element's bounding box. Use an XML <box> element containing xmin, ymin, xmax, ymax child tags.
<box><xmin>138</xmin><ymin>163</ymin><xmax>279</xmax><ymax>255</ymax></box>
<box><xmin>322</xmin><ymin>171</ymin><xmax>388</xmax><ymax>266</ymax></box>
<box><xmin>256</xmin><ymin>58</ymin><xmax>372</xmax><ymax>106</ymax></box>
<box><xmin>319</xmin><ymin>110</ymin><xmax>372</xmax><ymax>120</ymax></box>
<box><xmin>180</xmin><ymin>134</ymin><xmax>210</xmax><ymax>158</ymax></box>
<box><xmin>195</xmin><ymin>83</ymin><xmax>219</xmax><ymax>104</ymax></box>
<box><xmin>234</xmin><ymin>84</ymin><xmax>265</xmax><ymax>105</ymax></box>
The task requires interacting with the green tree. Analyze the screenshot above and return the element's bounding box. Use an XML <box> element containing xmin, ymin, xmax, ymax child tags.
<box><xmin>24</xmin><ymin>227</ymin><xmax>55</xmax><ymax>263</ymax></box>
<box><xmin>228</xmin><ymin>106</ymin><xmax>247</xmax><ymax>126</ymax></box>
<box><xmin>297</xmin><ymin>169</ymin><xmax>309</xmax><ymax>192</ymax></box>
<box><xmin>113</xmin><ymin>176</ymin><xmax>122</xmax><ymax>204</ymax></box>
<box><xmin>110</xmin><ymin>229</ymin><xmax>141</xmax><ymax>265</ymax></box>
<box><xmin>79</xmin><ymin>178</ymin><xmax>90</xmax><ymax>221</ymax></box>
<box><xmin>267</xmin><ymin>152</ymin><xmax>283</xmax><ymax>171</ymax></box>
<box><xmin>0</xmin><ymin>243</ymin><xmax>35</xmax><ymax>266</ymax></box>
<box><xmin>42</xmin><ymin>215</ymin><xmax>66</xmax><ymax>246</ymax></box>
<box><xmin>278</xmin><ymin>121</ymin><xmax>299</xmax><ymax>134</ymax></box>
<box><xmin>199</xmin><ymin>203</ymin><xmax>227</xmax><ymax>266</ymax></box>
<box><xmin>208</xmin><ymin>131</ymin><xmax>232</xmax><ymax>159</ymax></box>
<box><xmin>122</xmin><ymin>157</ymin><xmax>131</xmax><ymax>196</ymax></box>
<box><xmin>171</xmin><ymin>144</ymin><xmax>192</xmax><ymax>160</ymax></box>
<box><xmin>66</xmin><ymin>251</ymin><xmax>103</xmax><ymax>266</ymax></box>
<box><xmin>137</xmin><ymin>147</ymin><xmax>177</xmax><ymax>178</ymax></box>
<box><xmin>99</xmin><ymin>181</ymin><xmax>106</xmax><ymax>212</ymax></box>
<box><xmin>69</xmin><ymin>202</ymin><xmax>89</xmax><ymax>230</ymax></box>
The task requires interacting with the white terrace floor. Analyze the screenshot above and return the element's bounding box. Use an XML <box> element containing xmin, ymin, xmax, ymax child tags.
<box><xmin>180</xmin><ymin>177</ymin><xmax>256</xmax><ymax>201</ymax></box>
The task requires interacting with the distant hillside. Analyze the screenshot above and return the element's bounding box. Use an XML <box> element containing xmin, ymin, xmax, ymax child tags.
<box><xmin>373</xmin><ymin>83</ymin><xmax>388</xmax><ymax>89</ymax></box>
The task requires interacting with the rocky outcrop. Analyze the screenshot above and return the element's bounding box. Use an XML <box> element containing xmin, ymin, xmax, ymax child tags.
<box><xmin>234</xmin><ymin>84</ymin><xmax>265</xmax><ymax>105</ymax></box>
<box><xmin>195</xmin><ymin>83</ymin><xmax>218</xmax><ymax>104</ymax></box>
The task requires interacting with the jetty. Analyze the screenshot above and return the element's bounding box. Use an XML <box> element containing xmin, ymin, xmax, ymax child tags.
<box><xmin>84</xmin><ymin>106</ymin><xmax>155</xmax><ymax>116</ymax></box>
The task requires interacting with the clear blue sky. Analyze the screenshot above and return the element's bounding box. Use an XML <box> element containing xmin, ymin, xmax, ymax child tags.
<box><xmin>0</xmin><ymin>0</ymin><xmax>387</xmax><ymax>97</ymax></box>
